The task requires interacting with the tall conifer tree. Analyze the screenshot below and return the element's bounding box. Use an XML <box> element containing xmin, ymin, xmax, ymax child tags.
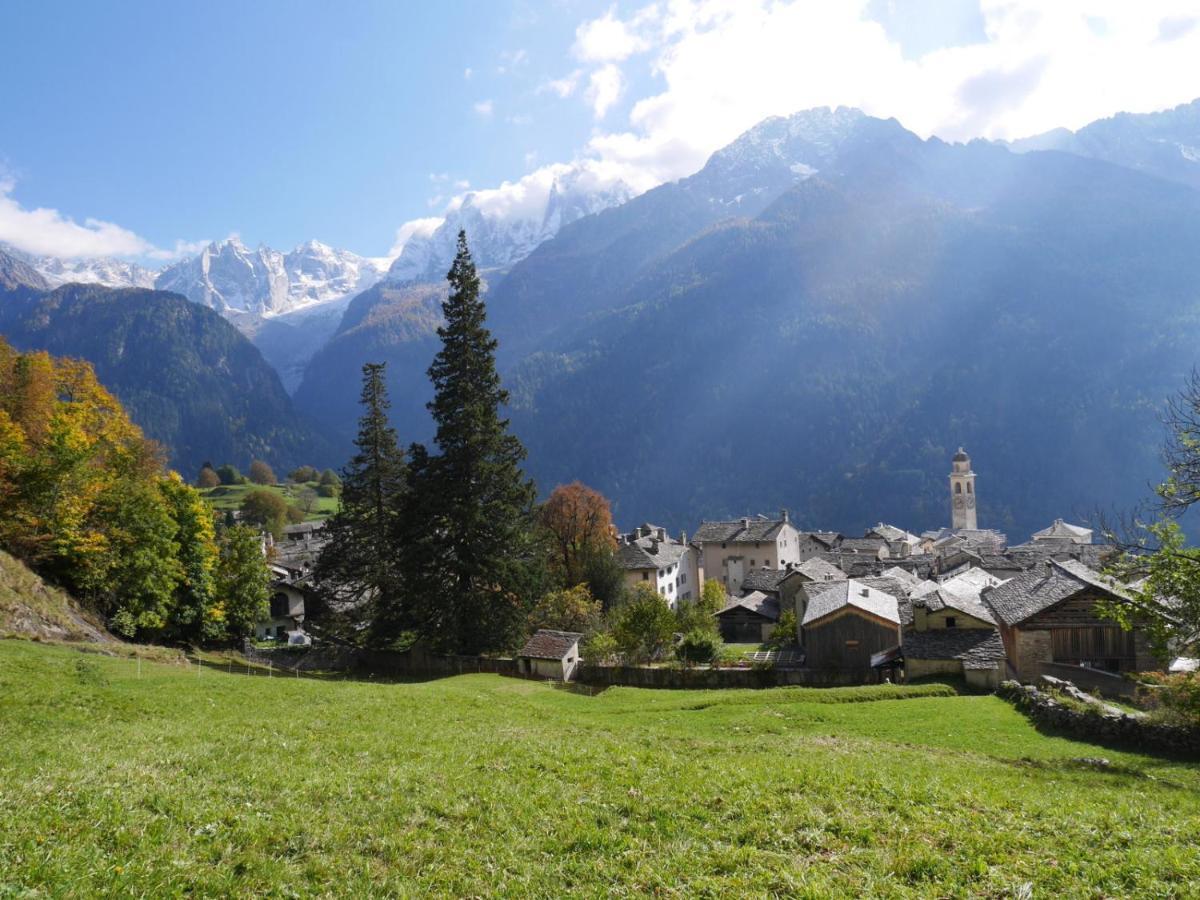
<box><xmin>314</xmin><ymin>363</ymin><xmax>409</xmax><ymax>645</ymax></box>
<box><xmin>408</xmin><ymin>231</ymin><xmax>541</xmax><ymax>653</ymax></box>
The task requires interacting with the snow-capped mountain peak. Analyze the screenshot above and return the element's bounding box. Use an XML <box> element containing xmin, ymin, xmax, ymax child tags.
<box><xmin>386</xmin><ymin>163</ymin><xmax>636</xmax><ymax>285</ymax></box>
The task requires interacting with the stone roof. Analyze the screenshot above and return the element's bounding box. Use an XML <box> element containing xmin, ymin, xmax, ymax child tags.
<box><xmin>868</xmin><ymin>523</ymin><xmax>920</xmax><ymax>544</ymax></box>
<box><xmin>797</xmin><ymin>557</ymin><xmax>845</xmax><ymax>582</ymax></box>
<box><xmin>952</xmin><ymin>447</ymin><xmax>970</xmax><ymax>463</ymax></box>
<box><xmin>806</xmin><ymin>531</ymin><xmax>843</xmax><ymax>548</ymax></box>
<box><xmin>881</xmin><ymin>566</ymin><xmax>922</xmax><ymax>586</ymax></box>
<box><xmin>982</xmin><ymin>559</ymin><xmax>1130</xmax><ymax>627</ymax></box>
<box><xmin>1032</xmin><ymin>518</ymin><xmax>1093</xmax><ymax>543</ymax></box>
<box><xmin>693</xmin><ymin>516</ymin><xmax>788</xmax><ymax>544</ymax></box>
<box><xmin>901</xmin><ymin>628</ymin><xmax>1006</xmax><ymax>669</ymax></box>
<box><xmin>802</xmin><ymin>579</ymin><xmax>900</xmax><ymax>627</ymax></box>
<box><xmin>616</xmin><ymin>526</ymin><xmax>690</xmax><ymax>571</ymax></box>
<box><xmin>839</xmin><ymin>537</ymin><xmax>888</xmax><ymax>554</ymax></box>
<box><xmin>519</xmin><ymin>629</ymin><xmax>583</xmax><ymax>660</ymax></box>
<box><xmin>717</xmin><ymin>590</ymin><xmax>780</xmax><ymax>621</ymax></box>
<box><xmin>915</xmin><ymin>587</ymin><xmax>997</xmax><ymax>625</ymax></box>
<box><xmin>739</xmin><ymin>567</ymin><xmax>790</xmax><ymax>593</ymax></box>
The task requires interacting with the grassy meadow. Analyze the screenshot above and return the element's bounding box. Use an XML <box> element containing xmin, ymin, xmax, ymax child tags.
<box><xmin>198</xmin><ymin>482</ymin><xmax>337</xmax><ymax>521</ymax></box>
<box><xmin>2</xmin><ymin>639</ymin><xmax>1198</xmax><ymax>897</ymax></box>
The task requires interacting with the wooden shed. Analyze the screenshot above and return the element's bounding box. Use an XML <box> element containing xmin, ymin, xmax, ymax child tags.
<box><xmin>801</xmin><ymin>579</ymin><xmax>901</xmax><ymax>672</ymax></box>
<box><xmin>714</xmin><ymin>591</ymin><xmax>780</xmax><ymax>643</ymax></box>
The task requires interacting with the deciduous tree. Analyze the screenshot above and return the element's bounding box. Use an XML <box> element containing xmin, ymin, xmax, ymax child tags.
<box><xmin>248</xmin><ymin>459</ymin><xmax>276</xmax><ymax>485</ymax></box>
<box><xmin>540</xmin><ymin>481</ymin><xmax>616</xmax><ymax>588</ymax></box>
<box><xmin>216</xmin><ymin>524</ymin><xmax>270</xmax><ymax>639</ymax></box>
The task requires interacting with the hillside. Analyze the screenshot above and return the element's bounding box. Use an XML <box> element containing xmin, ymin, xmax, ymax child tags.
<box><xmin>2</xmin><ymin>640</ymin><xmax>1197</xmax><ymax>895</ymax></box>
<box><xmin>0</xmin><ymin>278</ymin><xmax>335</xmax><ymax>476</ymax></box>
<box><xmin>0</xmin><ymin>549</ymin><xmax>111</xmax><ymax>643</ymax></box>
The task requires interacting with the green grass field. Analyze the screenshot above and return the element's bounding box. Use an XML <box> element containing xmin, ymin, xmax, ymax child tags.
<box><xmin>2</xmin><ymin>639</ymin><xmax>1198</xmax><ymax>896</ymax></box>
<box><xmin>198</xmin><ymin>483</ymin><xmax>337</xmax><ymax>520</ymax></box>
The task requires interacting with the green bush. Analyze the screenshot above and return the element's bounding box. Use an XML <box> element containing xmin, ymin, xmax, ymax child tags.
<box><xmin>1138</xmin><ymin>672</ymin><xmax>1200</xmax><ymax>726</ymax></box>
<box><xmin>580</xmin><ymin>631</ymin><xmax>618</xmax><ymax>665</ymax></box>
<box><xmin>676</xmin><ymin>629</ymin><xmax>723</xmax><ymax>665</ymax></box>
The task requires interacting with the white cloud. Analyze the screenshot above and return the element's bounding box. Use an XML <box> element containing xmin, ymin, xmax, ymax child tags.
<box><xmin>463</xmin><ymin>67</ymin><xmax>473</xmax><ymax>80</ymax></box>
<box><xmin>0</xmin><ymin>176</ymin><xmax>200</xmax><ymax>261</ymax></box>
<box><xmin>387</xmin><ymin>216</ymin><xmax>443</xmax><ymax>258</ymax></box>
<box><xmin>556</xmin><ymin>0</ymin><xmax>1200</xmax><ymax>192</ymax></box>
<box><xmin>540</xmin><ymin>70</ymin><xmax>582</xmax><ymax>98</ymax></box>
<box><xmin>573</xmin><ymin>5</ymin><xmax>655</xmax><ymax>62</ymax></box>
<box><xmin>586</xmin><ymin>64</ymin><xmax>624</xmax><ymax>119</ymax></box>
<box><xmin>497</xmin><ymin>48</ymin><xmax>529</xmax><ymax>74</ymax></box>
<box><xmin>473</xmin><ymin>99</ymin><xmax>495</xmax><ymax>118</ymax></box>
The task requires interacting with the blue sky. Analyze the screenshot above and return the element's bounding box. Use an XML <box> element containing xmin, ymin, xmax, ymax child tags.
<box><xmin>3</xmin><ymin>1</ymin><xmax>1200</xmax><ymax>262</ymax></box>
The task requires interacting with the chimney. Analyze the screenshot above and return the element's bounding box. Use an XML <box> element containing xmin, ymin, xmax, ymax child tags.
<box><xmin>741</xmin><ymin>516</ymin><xmax>751</xmax><ymax>529</ymax></box>
<box><xmin>657</xmin><ymin>527</ymin><xmax>667</xmax><ymax>542</ymax></box>
<box><xmin>680</xmin><ymin>530</ymin><xmax>688</xmax><ymax>546</ymax></box>
<box><xmin>781</xmin><ymin>508</ymin><xmax>789</xmax><ymax>524</ymax></box>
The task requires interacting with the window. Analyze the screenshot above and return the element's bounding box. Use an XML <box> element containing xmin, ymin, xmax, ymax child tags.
<box><xmin>945</xmin><ymin>616</ymin><xmax>957</xmax><ymax>628</ymax></box>
<box><xmin>270</xmin><ymin>593</ymin><xmax>289</xmax><ymax>618</ymax></box>
<box><xmin>750</xmin><ymin>559</ymin><xmax>756</xmax><ymax>567</ymax></box>
<box><xmin>642</xmin><ymin>572</ymin><xmax>649</xmax><ymax>581</ymax></box>
<box><xmin>967</xmin><ymin>482</ymin><xmax>973</xmax><ymax>494</ymax></box>
<box><xmin>955</xmin><ymin>483</ymin><xmax>962</xmax><ymax>494</ymax></box>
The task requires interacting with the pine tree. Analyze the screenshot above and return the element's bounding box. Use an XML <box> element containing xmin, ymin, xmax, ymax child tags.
<box><xmin>407</xmin><ymin>232</ymin><xmax>542</xmax><ymax>653</ymax></box>
<box><xmin>314</xmin><ymin>363</ymin><xmax>410</xmax><ymax>645</ymax></box>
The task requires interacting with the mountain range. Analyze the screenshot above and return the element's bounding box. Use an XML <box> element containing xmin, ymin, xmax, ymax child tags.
<box><xmin>7</xmin><ymin>99</ymin><xmax>1200</xmax><ymax>539</ymax></box>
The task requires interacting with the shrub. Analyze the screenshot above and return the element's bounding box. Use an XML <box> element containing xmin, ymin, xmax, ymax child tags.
<box><xmin>319</xmin><ymin>469</ymin><xmax>341</xmax><ymax>487</ymax></box>
<box><xmin>216</xmin><ymin>464</ymin><xmax>243</xmax><ymax>486</ymax></box>
<box><xmin>197</xmin><ymin>465</ymin><xmax>220</xmax><ymax>489</ymax></box>
<box><xmin>581</xmin><ymin>631</ymin><xmax>618</xmax><ymax>665</ymax></box>
<box><xmin>1138</xmin><ymin>672</ymin><xmax>1200</xmax><ymax>726</ymax></box>
<box><xmin>317</xmin><ymin>483</ymin><xmax>340</xmax><ymax>498</ymax></box>
<box><xmin>610</xmin><ymin>584</ymin><xmax>677</xmax><ymax>662</ymax></box>
<box><xmin>289</xmin><ymin>465</ymin><xmax>319</xmax><ymax>484</ymax></box>
<box><xmin>240</xmin><ymin>489</ymin><xmax>289</xmax><ymax>537</ymax></box>
<box><xmin>675</xmin><ymin>629</ymin><xmax>723</xmax><ymax>665</ymax></box>
<box><xmin>766</xmin><ymin>609</ymin><xmax>798</xmax><ymax>648</ymax></box>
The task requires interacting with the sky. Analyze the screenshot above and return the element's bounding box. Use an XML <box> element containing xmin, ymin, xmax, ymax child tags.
<box><xmin>3</xmin><ymin>0</ymin><xmax>1200</xmax><ymax>264</ymax></box>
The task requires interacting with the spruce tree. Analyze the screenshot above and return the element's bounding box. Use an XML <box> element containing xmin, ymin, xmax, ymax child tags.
<box><xmin>314</xmin><ymin>363</ymin><xmax>409</xmax><ymax>645</ymax></box>
<box><xmin>408</xmin><ymin>231</ymin><xmax>542</xmax><ymax>653</ymax></box>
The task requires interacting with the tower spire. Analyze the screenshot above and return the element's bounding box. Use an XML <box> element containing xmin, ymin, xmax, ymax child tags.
<box><xmin>949</xmin><ymin>447</ymin><xmax>977</xmax><ymax>530</ymax></box>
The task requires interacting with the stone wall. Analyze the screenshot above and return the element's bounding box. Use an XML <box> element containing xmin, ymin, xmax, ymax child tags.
<box><xmin>242</xmin><ymin>640</ymin><xmax>522</xmax><ymax>679</ymax></box>
<box><xmin>577</xmin><ymin>664</ymin><xmax>875</xmax><ymax>690</ymax></box>
<box><xmin>998</xmin><ymin>680</ymin><xmax>1200</xmax><ymax>756</ymax></box>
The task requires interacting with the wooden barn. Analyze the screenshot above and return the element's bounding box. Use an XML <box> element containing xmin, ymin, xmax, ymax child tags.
<box><xmin>714</xmin><ymin>591</ymin><xmax>780</xmax><ymax>643</ymax></box>
<box><xmin>982</xmin><ymin>558</ymin><xmax>1156</xmax><ymax>681</ymax></box>
<box><xmin>801</xmin><ymin>579</ymin><xmax>901</xmax><ymax>672</ymax></box>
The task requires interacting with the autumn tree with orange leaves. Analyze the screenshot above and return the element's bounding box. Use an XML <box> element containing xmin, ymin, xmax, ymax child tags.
<box><xmin>539</xmin><ymin>481</ymin><xmax>618</xmax><ymax>590</ymax></box>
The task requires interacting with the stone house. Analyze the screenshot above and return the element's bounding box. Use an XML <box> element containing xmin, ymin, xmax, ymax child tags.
<box><xmin>257</xmin><ymin>575</ymin><xmax>309</xmax><ymax>644</ymax></box>
<box><xmin>982</xmin><ymin>558</ymin><xmax>1156</xmax><ymax>681</ymax></box>
<box><xmin>800</xmin><ymin>579</ymin><xmax>901</xmax><ymax>671</ymax></box>
<box><xmin>517</xmin><ymin>629</ymin><xmax>584</xmax><ymax>681</ymax></box>
<box><xmin>714</xmin><ymin>591</ymin><xmax>780</xmax><ymax>643</ymax></box>
<box><xmin>796</xmin><ymin>531</ymin><xmax>842</xmax><ymax>560</ymax></box>
<box><xmin>865</xmin><ymin>523</ymin><xmax>923</xmax><ymax>558</ymax></box>
<box><xmin>898</xmin><ymin>629</ymin><xmax>1008</xmax><ymax>689</ymax></box>
<box><xmin>693</xmin><ymin>512</ymin><xmax>801</xmax><ymax>594</ymax></box>
<box><xmin>615</xmin><ymin>524</ymin><xmax>700</xmax><ymax>608</ymax></box>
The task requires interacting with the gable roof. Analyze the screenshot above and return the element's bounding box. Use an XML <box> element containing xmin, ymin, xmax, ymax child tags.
<box><xmin>739</xmin><ymin>567</ymin><xmax>791</xmax><ymax>593</ymax></box>
<box><xmin>901</xmin><ymin>628</ymin><xmax>1007</xmax><ymax>669</ymax></box>
<box><xmin>797</xmin><ymin>557</ymin><xmax>846</xmax><ymax>582</ymax></box>
<box><xmin>867</xmin><ymin>523</ymin><xmax>920</xmax><ymax>544</ymax></box>
<box><xmin>519</xmin><ymin>629</ymin><xmax>583</xmax><ymax>660</ymax></box>
<box><xmin>693</xmin><ymin>516</ymin><xmax>789</xmax><ymax>544</ymax></box>
<box><xmin>717</xmin><ymin>590</ymin><xmax>780</xmax><ymax>621</ymax></box>
<box><xmin>915</xmin><ymin>587</ymin><xmax>997</xmax><ymax>625</ymax></box>
<box><xmin>839</xmin><ymin>537</ymin><xmax>888</xmax><ymax>554</ymax></box>
<box><xmin>805</xmin><ymin>531</ymin><xmax>843</xmax><ymax>548</ymax></box>
<box><xmin>1032</xmin><ymin>519</ymin><xmax>1093</xmax><ymax>543</ymax></box>
<box><xmin>982</xmin><ymin>559</ymin><xmax>1130</xmax><ymax>627</ymax></box>
<box><xmin>616</xmin><ymin>526</ymin><xmax>690</xmax><ymax>571</ymax></box>
<box><xmin>802</xmin><ymin>579</ymin><xmax>900</xmax><ymax>627</ymax></box>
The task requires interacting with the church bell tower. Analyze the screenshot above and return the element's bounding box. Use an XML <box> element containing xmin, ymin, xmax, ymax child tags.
<box><xmin>949</xmin><ymin>447</ymin><xmax>977</xmax><ymax>530</ymax></box>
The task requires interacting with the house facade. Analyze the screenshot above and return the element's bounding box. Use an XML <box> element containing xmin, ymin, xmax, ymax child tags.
<box><xmin>615</xmin><ymin>525</ymin><xmax>699</xmax><ymax>608</ymax></box>
<box><xmin>693</xmin><ymin>512</ymin><xmax>801</xmax><ymax>594</ymax></box>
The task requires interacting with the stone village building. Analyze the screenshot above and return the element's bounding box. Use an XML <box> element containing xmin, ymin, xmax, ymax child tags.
<box><xmin>692</xmin><ymin>511</ymin><xmax>801</xmax><ymax>594</ymax></box>
<box><xmin>615</xmin><ymin>524</ymin><xmax>700</xmax><ymax>608</ymax></box>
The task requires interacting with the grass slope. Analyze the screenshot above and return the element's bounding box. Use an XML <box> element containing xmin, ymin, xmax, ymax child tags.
<box><xmin>199</xmin><ymin>482</ymin><xmax>337</xmax><ymax>520</ymax></box>
<box><xmin>0</xmin><ymin>549</ymin><xmax>111</xmax><ymax>643</ymax></box>
<box><xmin>1</xmin><ymin>640</ymin><xmax>1198</xmax><ymax>896</ymax></box>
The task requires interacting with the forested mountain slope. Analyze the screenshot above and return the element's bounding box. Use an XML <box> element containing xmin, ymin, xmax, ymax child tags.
<box><xmin>0</xmin><ymin>280</ymin><xmax>333</xmax><ymax>475</ymax></box>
